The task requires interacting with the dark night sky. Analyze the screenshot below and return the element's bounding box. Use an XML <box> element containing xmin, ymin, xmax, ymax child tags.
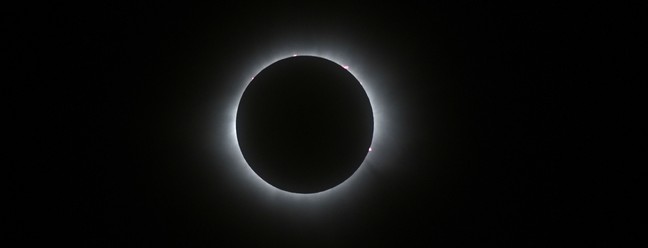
<box><xmin>7</xmin><ymin>2</ymin><xmax>637</xmax><ymax>247</ymax></box>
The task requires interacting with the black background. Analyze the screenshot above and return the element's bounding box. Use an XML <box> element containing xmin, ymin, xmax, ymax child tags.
<box><xmin>7</xmin><ymin>2</ymin><xmax>637</xmax><ymax>246</ymax></box>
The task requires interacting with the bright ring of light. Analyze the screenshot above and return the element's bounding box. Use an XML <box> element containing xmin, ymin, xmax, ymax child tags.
<box><xmin>214</xmin><ymin>47</ymin><xmax>395</xmax><ymax>209</ymax></box>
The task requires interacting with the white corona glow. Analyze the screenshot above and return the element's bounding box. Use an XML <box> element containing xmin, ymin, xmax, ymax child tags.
<box><xmin>214</xmin><ymin>47</ymin><xmax>393</xmax><ymax>210</ymax></box>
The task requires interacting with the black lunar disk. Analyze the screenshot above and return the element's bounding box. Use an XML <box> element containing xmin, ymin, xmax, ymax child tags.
<box><xmin>236</xmin><ymin>56</ymin><xmax>374</xmax><ymax>193</ymax></box>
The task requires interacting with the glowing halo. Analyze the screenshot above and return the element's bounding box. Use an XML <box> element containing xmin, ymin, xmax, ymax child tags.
<box><xmin>212</xmin><ymin>48</ymin><xmax>394</xmax><ymax>210</ymax></box>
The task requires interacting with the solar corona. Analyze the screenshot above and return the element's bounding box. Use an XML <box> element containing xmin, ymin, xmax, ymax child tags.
<box><xmin>216</xmin><ymin>48</ymin><xmax>391</xmax><ymax>205</ymax></box>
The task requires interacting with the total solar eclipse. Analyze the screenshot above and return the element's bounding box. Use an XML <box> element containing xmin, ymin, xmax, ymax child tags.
<box><xmin>236</xmin><ymin>56</ymin><xmax>374</xmax><ymax>193</ymax></box>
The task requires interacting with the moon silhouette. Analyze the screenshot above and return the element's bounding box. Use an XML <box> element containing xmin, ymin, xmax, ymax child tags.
<box><xmin>236</xmin><ymin>56</ymin><xmax>374</xmax><ymax>193</ymax></box>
